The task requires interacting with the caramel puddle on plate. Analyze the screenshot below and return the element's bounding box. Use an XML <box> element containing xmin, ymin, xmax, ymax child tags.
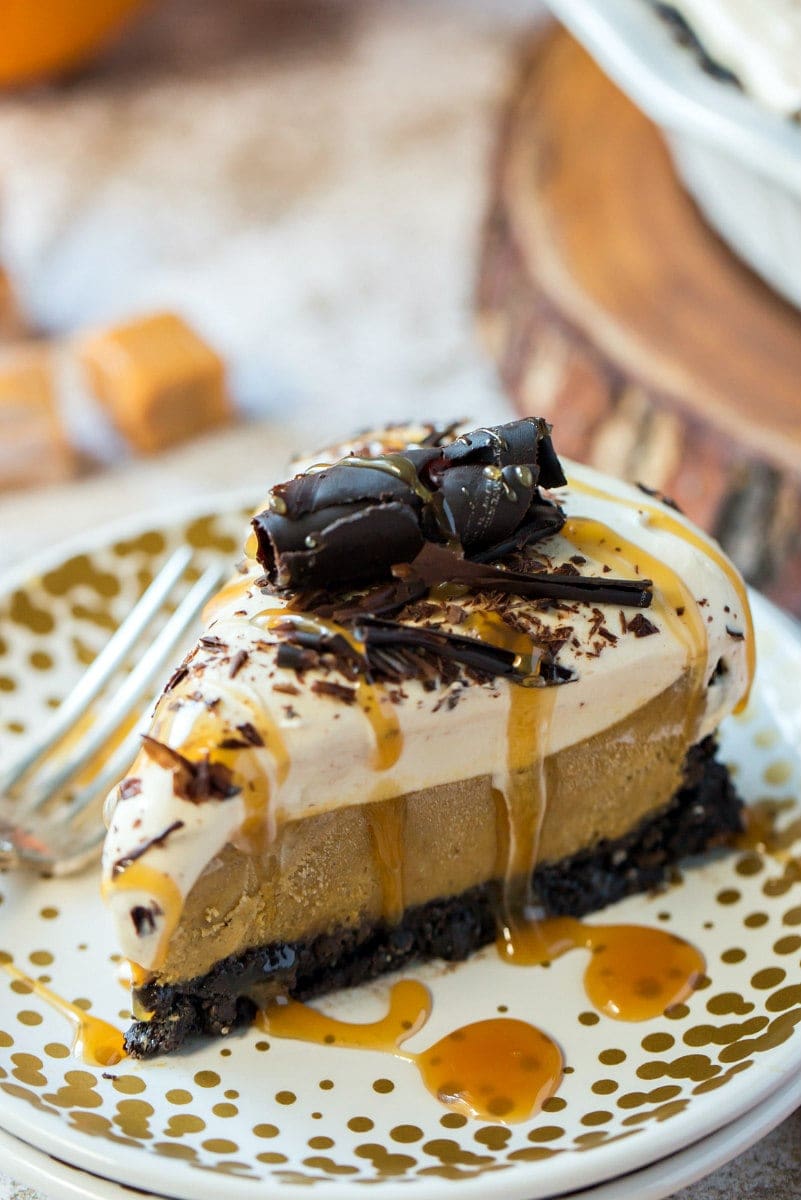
<box><xmin>257</xmin><ymin>979</ymin><xmax>563</xmax><ymax>1124</ymax></box>
<box><xmin>0</xmin><ymin>958</ymin><xmax>126</xmax><ymax>1066</ymax></box>
<box><xmin>498</xmin><ymin>916</ymin><xmax>705</xmax><ymax>1021</ymax></box>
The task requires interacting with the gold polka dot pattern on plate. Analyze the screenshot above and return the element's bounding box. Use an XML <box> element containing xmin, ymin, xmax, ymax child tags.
<box><xmin>763</xmin><ymin>761</ymin><xmax>793</xmax><ymax>786</ymax></box>
<box><xmin>111</xmin><ymin>1075</ymin><xmax>145</xmax><ymax>1095</ymax></box>
<box><xmin>348</xmin><ymin>1117</ymin><xmax>373</xmax><ymax>1133</ymax></box>
<box><xmin>193</xmin><ymin>1070</ymin><xmax>220</xmax><ymax>1089</ymax></box>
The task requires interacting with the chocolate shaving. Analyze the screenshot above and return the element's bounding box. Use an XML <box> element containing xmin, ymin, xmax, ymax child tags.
<box><xmin>236</xmin><ymin>722</ymin><xmax>264</xmax><ymax>745</ymax></box>
<box><xmin>627</xmin><ymin>613</ymin><xmax>660</xmax><ymax>638</ymax></box>
<box><xmin>119</xmin><ymin>777</ymin><xmax>142</xmax><ymax>800</ymax></box>
<box><xmin>164</xmin><ymin>664</ymin><xmax>189</xmax><ymax>692</ymax></box>
<box><xmin>395</xmin><ymin>543</ymin><xmax>653</xmax><ymax>609</ymax></box>
<box><xmin>275</xmin><ymin>613</ymin><xmax>559</xmax><ymax>687</ymax></box>
<box><xmin>726</xmin><ymin>625</ymin><xmax>745</xmax><ymax>640</ymax></box>
<box><xmin>228</xmin><ymin>649</ymin><xmax>248</xmax><ymax>678</ymax></box>
<box><xmin>360</xmin><ymin>618</ymin><xmax>543</xmax><ymax>683</ymax></box>
<box><xmin>112</xmin><ymin>819</ymin><xmax>185</xmax><ymax>878</ymax></box>
<box><xmin>636</xmin><ymin>482</ymin><xmax>683</xmax><ymax>513</ymax></box>
<box><xmin>418</xmin><ymin>419</ymin><xmax>465</xmax><ymax>447</ymax></box>
<box><xmin>311</xmin><ymin>679</ymin><xmax>358</xmax><ymax>704</ymax></box>
<box><xmin>141</xmin><ymin>735</ymin><xmax>241</xmax><ymax>804</ymax></box>
<box><xmin>276</xmin><ymin>644</ymin><xmax>320</xmax><ymax>672</ymax></box>
<box><xmin>252</xmin><ymin>418</ymin><xmax>567</xmax><ymax>591</ymax></box>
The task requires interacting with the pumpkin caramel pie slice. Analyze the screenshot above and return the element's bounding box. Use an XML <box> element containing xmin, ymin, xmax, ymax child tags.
<box><xmin>102</xmin><ymin>418</ymin><xmax>753</xmax><ymax>1055</ymax></box>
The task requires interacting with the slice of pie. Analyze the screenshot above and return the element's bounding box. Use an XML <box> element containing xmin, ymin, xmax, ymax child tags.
<box><xmin>102</xmin><ymin>419</ymin><xmax>753</xmax><ymax>1056</ymax></box>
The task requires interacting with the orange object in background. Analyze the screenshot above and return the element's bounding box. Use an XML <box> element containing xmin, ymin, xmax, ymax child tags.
<box><xmin>0</xmin><ymin>0</ymin><xmax>150</xmax><ymax>87</ymax></box>
<box><xmin>0</xmin><ymin>346</ymin><xmax>75</xmax><ymax>489</ymax></box>
<box><xmin>79</xmin><ymin>312</ymin><xmax>233</xmax><ymax>454</ymax></box>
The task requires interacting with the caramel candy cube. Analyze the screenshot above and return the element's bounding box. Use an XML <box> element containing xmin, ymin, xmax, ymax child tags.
<box><xmin>0</xmin><ymin>268</ymin><xmax>28</xmax><ymax>343</ymax></box>
<box><xmin>79</xmin><ymin>313</ymin><xmax>232</xmax><ymax>453</ymax></box>
<box><xmin>0</xmin><ymin>346</ymin><xmax>74</xmax><ymax>490</ymax></box>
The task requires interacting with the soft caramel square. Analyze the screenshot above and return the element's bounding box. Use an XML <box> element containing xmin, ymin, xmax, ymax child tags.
<box><xmin>79</xmin><ymin>312</ymin><xmax>232</xmax><ymax>454</ymax></box>
<box><xmin>0</xmin><ymin>346</ymin><xmax>75</xmax><ymax>490</ymax></box>
<box><xmin>0</xmin><ymin>269</ymin><xmax>28</xmax><ymax>342</ymax></box>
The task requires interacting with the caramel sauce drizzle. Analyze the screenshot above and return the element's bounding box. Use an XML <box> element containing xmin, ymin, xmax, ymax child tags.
<box><xmin>257</xmin><ymin>979</ymin><xmax>563</xmax><ymax>1124</ymax></box>
<box><xmin>567</xmin><ymin>477</ymin><xmax>755</xmax><ymax>713</ymax></box>
<box><xmin>1</xmin><ymin>960</ymin><xmax>126</xmax><ymax>1066</ymax></box>
<box><xmin>560</xmin><ymin>515</ymin><xmax>708</xmax><ymax>750</ymax></box>
<box><xmin>497</xmin><ymin>916</ymin><xmax>705</xmax><ymax>1021</ymax></box>
<box><xmin>101</xmin><ymin>862</ymin><xmax>183</xmax><ymax>971</ymax></box>
<box><xmin>201</xmin><ymin>570</ymin><xmax>256</xmax><ymax>624</ymax></box>
<box><xmin>244</xmin><ymin>528</ymin><xmax>258</xmax><ymax>560</ymax></box>
<box><xmin>457</xmin><ymin>612</ymin><xmax>556</xmax><ymax>952</ymax></box>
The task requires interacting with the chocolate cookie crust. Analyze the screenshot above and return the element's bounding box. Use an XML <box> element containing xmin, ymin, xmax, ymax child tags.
<box><xmin>125</xmin><ymin>736</ymin><xmax>741</xmax><ymax>1057</ymax></box>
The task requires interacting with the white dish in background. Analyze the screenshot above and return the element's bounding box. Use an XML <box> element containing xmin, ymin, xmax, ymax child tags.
<box><xmin>543</xmin><ymin>0</ymin><xmax>801</xmax><ymax>309</ymax></box>
<box><xmin>0</xmin><ymin>496</ymin><xmax>800</xmax><ymax>1199</ymax></box>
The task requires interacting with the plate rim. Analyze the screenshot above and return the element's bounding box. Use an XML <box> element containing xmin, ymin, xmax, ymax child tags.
<box><xmin>1</xmin><ymin>1064</ymin><xmax>798</xmax><ymax>1200</ymax></box>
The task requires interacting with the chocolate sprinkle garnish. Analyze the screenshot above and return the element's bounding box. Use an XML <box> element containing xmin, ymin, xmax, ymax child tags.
<box><xmin>628</xmin><ymin>613</ymin><xmax>660</xmax><ymax>638</ymax></box>
<box><xmin>276</xmin><ymin>644</ymin><xmax>320</xmax><ymax>672</ymax></box>
<box><xmin>164</xmin><ymin>663</ymin><xmax>189</xmax><ymax>692</ymax></box>
<box><xmin>112</xmin><ymin>820</ymin><xmax>185</xmax><ymax>878</ymax></box>
<box><xmin>311</xmin><ymin>680</ymin><xmax>358</xmax><ymax>704</ymax></box>
<box><xmin>141</xmin><ymin>736</ymin><xmax>240</xmax><ymax>804</ymax></box>
<box><xmin>119</xmin><ymin>777</ymin><xmax>142</xmax><ymax>800</ymax></box>
<box><xmin>636</xmin><ymin>482</ymin><xmax>683</xmax><ymax>513</ymax></box>
<box><xmin>228</xmin><ymin>649</ymin><xmax>248</xmax><ymax>678</ymax></box>
<box><xmin>252</xmin><ymin>418</ymin><xmax>567</xmax><ymax>591</ymax></box>
<box><xmin>236</xmin><ymin>722</ymin><xmax>264</xmax><ymax>745</ymax></box>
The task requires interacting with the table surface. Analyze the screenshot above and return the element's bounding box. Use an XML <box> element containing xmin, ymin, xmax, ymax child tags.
<box><xmin>0</xmin><ymin>0</ymin><xmax>797</xmax><ymax>1196</ymax></box>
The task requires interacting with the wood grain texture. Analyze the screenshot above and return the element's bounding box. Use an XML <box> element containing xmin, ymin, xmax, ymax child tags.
<box><xmin>477</xmin><ymin>26</ymin><xmax>801</xmax><ymax>614</ymax></box>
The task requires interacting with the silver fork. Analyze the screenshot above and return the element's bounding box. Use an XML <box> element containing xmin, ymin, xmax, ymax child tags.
<box><xmin>0</xmin><ymin>546</ymin><xmax>225</xmax><ymax>877</ymax></box>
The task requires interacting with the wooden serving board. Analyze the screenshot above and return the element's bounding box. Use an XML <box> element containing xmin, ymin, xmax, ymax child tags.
<box><xmin>477</xmin><ymin>26</ymin><xmax>801</xmax><ymax>615</ymax></box>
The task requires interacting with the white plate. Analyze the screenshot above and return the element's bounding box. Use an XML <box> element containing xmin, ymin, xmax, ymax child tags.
<box><xmin>1</xmin><ymin>1063</ymin><xmax>797</xmax><ymax>1200</ymax></box>
<box><xmin>543</xmin><ymin>0</ymin><xmax>801</xmax><ymax>308</ymax></box>
<box><xmin>1</xmin><ymin>496</ymin><xmax>801</xmax><ymax>1200</ymax></box>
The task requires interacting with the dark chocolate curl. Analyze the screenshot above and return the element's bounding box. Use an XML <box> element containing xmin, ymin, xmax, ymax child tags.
<box><xmin>252</xmin><ymin>418</ymin><xmax>567</xmax><ymax>591</ymax></box>
<box><xmin>440</xmin><ymin>418</ymin><xmax>566</xmax><ymax>488</ymax></box>
<box><xmin>260</xmin><ymin>502</ymin><xmax>424</xmax><ymax>591</ymax></box>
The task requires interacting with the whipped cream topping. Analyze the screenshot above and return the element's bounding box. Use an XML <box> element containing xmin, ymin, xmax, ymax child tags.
<box><xmin>102</xmin><ymin>459</ymin><xmax>752</xmax><ymax>970</ymax></box>
<box><xmin>666</xmin><ymin>0</ymin><xmax>801</xmax><ymax>115</ymax></box>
